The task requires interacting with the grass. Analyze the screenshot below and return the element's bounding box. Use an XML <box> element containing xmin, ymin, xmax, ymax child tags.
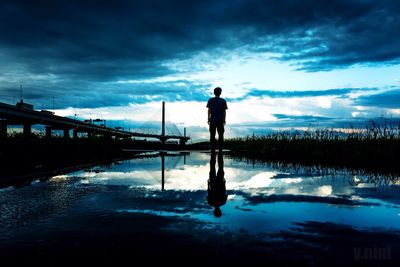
<box><xmin>225</xmin><ymin>119</ymin><xmax>400</xmax><ymax>174</ymax></box>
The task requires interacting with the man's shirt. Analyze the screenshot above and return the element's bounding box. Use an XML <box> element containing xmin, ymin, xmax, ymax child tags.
<box><xmin>207</xmin><ymin>97</ymin><xmax>228</xmax><ymax>124</ymax></box>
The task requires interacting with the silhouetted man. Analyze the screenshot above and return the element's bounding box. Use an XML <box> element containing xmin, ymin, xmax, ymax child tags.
<box><xmin>207</xmin><ymin>87</ymin><xmax>228</xmax><ymax>151</ymax></box>
<box><xmin>207</xmin><ymin>151</ymin><xmax>227</xmax><ymax>218</ymax></box>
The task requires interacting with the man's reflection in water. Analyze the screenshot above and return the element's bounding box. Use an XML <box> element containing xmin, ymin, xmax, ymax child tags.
<box><xmin>207</xmin><ymin>151</ymin><xmax>227</xmax><ymax>217</ymax></box>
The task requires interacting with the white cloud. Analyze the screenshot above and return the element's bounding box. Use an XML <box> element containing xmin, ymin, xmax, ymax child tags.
<box><xmin>315</xmin><ymin>97</ymin><xmax>332</xmax><ymax>109</ymax></box>
<box><xmin>169</xmin><ymin>51</ymin><xmax>400</xmax><ymax>94</ymax></box>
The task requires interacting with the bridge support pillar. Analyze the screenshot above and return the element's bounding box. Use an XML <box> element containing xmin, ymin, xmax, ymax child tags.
<box><xmin>179</xmin><ymin>139</ymin><xmax>187</xmax><ymax>146</ymax></box>
<box><xmin>87</xmin><ymin>131</ymin><xmax>92</xmax><ymax>138</ymax></box>
<box><xmin>0</xmin><ymin>120</ymin><xmax>7</xmax><ymax>136</ymax></box>
<box><xmin>180</xmin><ymin>128</ymin><xmax>187</xmax><ymax>146</ymax></box>
<box><xmin>64</xmin><ymin>129</ymin><xmax>70</xmax><ymax>139</ymax></box>
<box><xmin>104</xmin><ymin>133</ymin><xmax>112</xmax><ymax>142</ymax></box>
<box><xmin>45</xmin><ymin>126</ymin><xmax>52</xmax><ymax>138</ymax></box>
<box><xmin>73</xmin><ymin>129</ymin><xmax>78</xmax><ymax>139</ymax></box>
<box><xmin>160</xmin><ymin>136</ymin><xmax>167</xmax><ymax>144</ymax></box>
<box><xmin>23</xmin><ymin>123</ymin><xmax>31</xmax><ymax>136</ymax></box>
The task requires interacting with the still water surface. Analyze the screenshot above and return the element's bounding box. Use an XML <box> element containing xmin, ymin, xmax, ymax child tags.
<box><xmin>1</xmin><ymin>151</ymin><xmax>399</xmax><ymax>265</ymax></box>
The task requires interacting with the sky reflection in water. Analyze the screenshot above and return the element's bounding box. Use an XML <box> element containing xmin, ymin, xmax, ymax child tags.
<box><xmin>62</xmin><ymin>151</ymin><xmax>400</xmax><ymax>234</ymax></box>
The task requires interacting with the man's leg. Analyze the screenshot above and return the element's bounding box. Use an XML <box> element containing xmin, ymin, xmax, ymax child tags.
<box><xmin>217</xmin><ymin>123</ymin><xmax>225</xmax><ymax>150</ymax></box>
<box><xmin>209</xmin><ymin>123</ymin><xmax>217</xmax><ymax>150</ymax></box>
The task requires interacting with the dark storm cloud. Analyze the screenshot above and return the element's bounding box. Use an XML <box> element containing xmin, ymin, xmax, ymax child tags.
<box><xmin>229</xmin><ymin>116</ymin><xmax>400</xmax><ymax>130</ymax></box>
<box><xmin>1</xmin><ymin>0</ymin><xmax>400</xmax><ymax>108</ymax></box>
<box><xmin>220</xmin><ymin>0</ymin><xmax>400</xmax><ymax>71</ymax></box>
<box><xmin>0</xmin><ymin>79</ymin><xmax>211</xmax><ymax>109</ymax></box>
<box><xmin>354</xmin><ymin>89</ymin><xmax>400</xmax><ymax>109</ymax></box>
<box><xmin>2</xmin><ymin>0</ymin><xmax>400</xmax><ymax>74</ymax></box>
<box><xmin>0</xmin><ymin>1</ymin><xmax>192</xmax><ymax>82</ymax></box>
<box><xmin>272</xmin><ymin>114</ymin><xmax>332</xmax><ymax>121</ymax></box>
<box><xmin>233</xmin><ymin>87</ymin><xmax>376</xmax><ymax>101</ymax></box>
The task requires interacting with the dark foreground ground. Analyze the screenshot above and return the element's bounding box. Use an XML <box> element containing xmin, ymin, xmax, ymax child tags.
<box><xmin>2</xmin><ymin>212</ymin><xmax>399</xmax><ymax>267</ymax></box>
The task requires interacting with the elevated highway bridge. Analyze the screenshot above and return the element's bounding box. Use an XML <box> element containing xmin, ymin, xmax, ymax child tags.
<box><xmin>0</xmin><ymin>101</ymin><xmax>189</xmax><ymax>145</ymax></box>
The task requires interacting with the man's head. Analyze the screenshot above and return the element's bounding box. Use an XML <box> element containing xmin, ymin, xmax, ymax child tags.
<box><xmin>214</xmin><ymin>207</ymin><xmax>222</xmax><ymax>217</ymax></box>
<box><xmin>214</xmin><ymin>87</ymin><xmax>222</xmax><ymax>96</ymax></box>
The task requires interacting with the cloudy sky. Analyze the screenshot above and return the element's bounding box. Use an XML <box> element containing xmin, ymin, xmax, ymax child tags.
<box><xmin>1</xmin><ymin>0</ymin><xmax>399</xmax><ymax>140</ymax></box>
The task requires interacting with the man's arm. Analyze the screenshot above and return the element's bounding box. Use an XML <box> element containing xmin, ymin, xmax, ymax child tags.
<box><xmin>208</xmin><ymin>108</ymin><xmax>211</xmax><ymax>125</ymax></box>
<box><xmin>224</xmin><ymin>100</ymin><xmax>227</xmax><ymax>125</ymax></box>
<box><xmin>223</xmin><ymin>109</ymin><xmax>226</xmax><ymax>125</ymax></box>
